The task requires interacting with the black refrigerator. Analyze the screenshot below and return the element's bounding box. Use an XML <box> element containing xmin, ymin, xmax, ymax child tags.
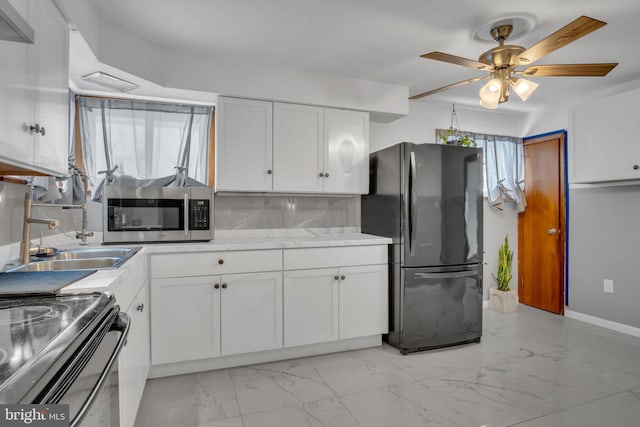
<box><xmin>362</xmin><ymin>142</ymin><xmax>483</xmax><ymax>354</ymax></box>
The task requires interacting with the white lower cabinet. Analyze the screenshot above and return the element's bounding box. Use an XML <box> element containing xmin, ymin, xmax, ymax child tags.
<box><xmin>284</xmin><ymin>268</ymin><xmax>340</xmax><ymax>347</ymax></box>
<box><xmin>149</xmin><ymin>245</ymin><xmax>387</xmax><ymax>368</ymax></box>
<box><xmin>119</xmin><ymin>281</ymin><xmax>150</xmax><ymax>427</ymax></box>
<box><xmin>220</xmin><ymin>271</ymin><xmax>283</xmax><ymax>356</ymax></box>
<box><xmin>338</xmin><ymin>265</ymin><xmax>388</xmax><ymax>339</ymax></box>
<box><xmin>151</xmin><ymin>266</ymin><xmax>282</xmax><ymax>364</ymax></box>
<box><xmin>283</xmin><ymin>248</ymin><xmax>388</xmax><ymax>347</ymax></box>
<box><xmin>151</xmin><ymin>276</ymin><xmax>220</xmax><ymax>365</ymax></box>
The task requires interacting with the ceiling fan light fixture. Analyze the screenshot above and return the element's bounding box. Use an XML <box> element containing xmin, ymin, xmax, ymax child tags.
<box><xmin>510</xmin><ymin>77</ymin><xmax>539</xmax><ymax>101</ymax></box>
<box><xmin>479</xmin><ymin>78</ymin><xmax>502</xmax><ymax>109</ymax></box>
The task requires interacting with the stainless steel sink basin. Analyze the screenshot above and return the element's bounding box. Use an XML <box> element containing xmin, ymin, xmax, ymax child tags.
<box><xmin>4</xmin><ymin>246</ymin><xmax>141</xmax><ymax>272</ymax></box>
<box><xmin>46</xmin><ymin>248</ymin><xmax>135</xmax><ymax>261</ymax></box>
<box><xmin>10</xmin><ymin>258</ymin><xmax>121</xmax><ymax>272</ymax></box>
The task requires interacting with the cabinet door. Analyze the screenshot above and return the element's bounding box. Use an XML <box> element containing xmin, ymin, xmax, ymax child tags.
<box><xmin>283</xmin><ymin>268</ymin><xmax>339</xmax><ymax>347</ymax></box>
<box><xmin>215</xmin><ymin>97</ymin><xmax>273</xmax><ymax>191</ymax></box>
<box><xmin>571</xmin><ymin>89</ymin><xmax>640</xmax><ymax>182</ymax></box>
<box><xmin>151</xmin><ymin>276</ymin><xmax>220</xmax><ymax>365</ymax></box>
<box><xmin>0</xmin><ymin>0</ymin><xmax>34</xmax><ymax>167</ymax></box>
<box><xmin>323</xmin><ymin>108</ymin><xmax>369</xmax><ymax>194</ymax></box>
<box><xmin>339</xmin><ymin>264</ymin><xmax>388</xmax><ymax>339</ymax></box>
<box><xmin>31</xmin><ymin>0</ymin><xmax>68</xmax><ymax>175</ymax></box>
<box><xmin>119</xmin><ymin>282</ymin><xmax>150</xmax><ymax>427</ymax></box>
<box><xmin>220</xmin><ymin>271</ymin><xmax>283</xmax><ymax>355</ymax></box>
<box><xmin>273</xmin><ymin>103</ymin><xmax>324</xmax><ymax>192</ymax></box>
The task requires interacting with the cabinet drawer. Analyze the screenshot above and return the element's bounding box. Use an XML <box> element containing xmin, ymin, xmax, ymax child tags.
<box><xmin>151</xmin><ymin>249</ymin><xmax>282</xmax><ymax>278</ymax></box>
<box><xmin>284</xmin><ymin>245</ymin><xmax>387</xmax><ymax>270</ymax></box>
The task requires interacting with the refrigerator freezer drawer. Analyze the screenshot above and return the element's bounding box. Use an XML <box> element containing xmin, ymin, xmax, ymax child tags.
<box><xmin>395</xmin><ymin>265</ymin><xmax>482</xmax><ymax>353</ymax></box>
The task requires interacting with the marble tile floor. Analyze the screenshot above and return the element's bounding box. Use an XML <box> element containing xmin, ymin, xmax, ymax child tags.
<box><xmin>134</xmin><ymin>305</ymin><xmax>640</xmax><ymax>427</ymax></box>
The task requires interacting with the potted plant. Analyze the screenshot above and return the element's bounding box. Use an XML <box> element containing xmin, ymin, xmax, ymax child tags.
<box><xmin>489</xmin><ymin>235</ymin><xmax>517</xmax><ymax>313</ymax></box>
<box><xmin>439</xmin><ymin>128</ymin><xmax>477</xmax><ymax>147</ymax></box>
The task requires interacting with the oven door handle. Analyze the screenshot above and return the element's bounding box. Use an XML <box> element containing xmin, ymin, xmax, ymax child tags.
<box><xmin>70</xmin><ymin>312</ymin><xmax>130</xmax><ymax>427</ymax></box>
<box><xmin>184</xmin><ymin>194</ymin><xmax>189</xmax><ymax>237</ymax></box>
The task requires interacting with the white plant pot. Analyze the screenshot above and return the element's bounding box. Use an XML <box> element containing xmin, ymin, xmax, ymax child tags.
<box><xmin>489</xmin><ymin>288</ymin><xmax>518</xmax><ymax>313</ymax></box>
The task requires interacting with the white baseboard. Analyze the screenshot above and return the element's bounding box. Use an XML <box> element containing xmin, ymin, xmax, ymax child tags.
<box><xmin>149</xmin><ymin>335</ymin><xmax>382</xmax><ymax>379</ymax></box>
<box><xmin>564</xmin><ymin>309</ymin><xmax>640</xmax><ymax>338</ymax></box>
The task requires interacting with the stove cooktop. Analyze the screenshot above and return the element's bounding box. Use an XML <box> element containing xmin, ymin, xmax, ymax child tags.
<box><xmin>0</xmin><ymin>293</ymin><xmax>113</xmax><ymax>401</ymax></box>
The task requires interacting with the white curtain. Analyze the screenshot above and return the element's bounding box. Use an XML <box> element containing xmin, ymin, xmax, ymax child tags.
<box><xmin>475</xmin><ymin>133</ymin><xmax>526</xmax><ymax>212</ymax></box>
<box><xmin>77</xmin><ymin>97</ymin><xmax>212</xmax><ymax>201</ymax></box>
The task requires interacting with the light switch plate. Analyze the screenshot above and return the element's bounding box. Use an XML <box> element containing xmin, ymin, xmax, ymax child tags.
<box><xmin>604</xmin><ymin>279</ymin><xmax>614</xmax><ymax>293</ymax></box>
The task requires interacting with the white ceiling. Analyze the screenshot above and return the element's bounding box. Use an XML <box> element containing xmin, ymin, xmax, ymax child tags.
<box><xmin>86</xmin><ymin>0</ymin><xmax>640</xmax><ymax>113</ymax></box>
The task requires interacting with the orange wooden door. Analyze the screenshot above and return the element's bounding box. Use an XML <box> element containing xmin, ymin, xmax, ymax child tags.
<box><xmin>518</xmin><ymin>132</ymin><xmax>566</xmax><ymax>314</ymax></box>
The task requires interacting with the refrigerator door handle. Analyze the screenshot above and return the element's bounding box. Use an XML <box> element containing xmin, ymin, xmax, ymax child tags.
<box><xmin>408</xmin><ymin>151</ymin><xmax>417</xmax><ymax>256</ymax></box>
<box><xmin>414</xmin><ymin>270</ymin><xmax>479</xmax><ymax>279</ymax></box>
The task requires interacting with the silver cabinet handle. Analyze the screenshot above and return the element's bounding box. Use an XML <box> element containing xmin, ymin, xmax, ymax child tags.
<box><xmin>136</xmin><ymin>303</ymin><xmax>144</xmax><ymax>312</ymax></box>
<box><xmin>30</xmin><ymin>123</ymin><xmax>46</xmax><ymax>136</ymax></box>
<box><xmin>548</xmin><ymin>228</ymin><xmax>557</xmax><ymax>235</ymax></box>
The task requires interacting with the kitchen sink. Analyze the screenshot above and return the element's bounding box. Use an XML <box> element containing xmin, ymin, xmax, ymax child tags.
<box><xmin>9</xmin><ymin>258</ymin><xmax>121</xmax><ymax>272</ymax></box>
<box><xmin>45</xmin><ymin>248</ymin><xmax>136</xmax><ymax>261</ymax></box>
<box><xmin>4</xmin><ymin>246</ymin><xmax>141</xmax><ymax>272</ymax></box>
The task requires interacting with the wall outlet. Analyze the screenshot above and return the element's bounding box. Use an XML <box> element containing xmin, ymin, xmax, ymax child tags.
<box><xmin>604</xmin><ymin>279</ymin><xmax>614</xmax><ymax>293</ymax></box>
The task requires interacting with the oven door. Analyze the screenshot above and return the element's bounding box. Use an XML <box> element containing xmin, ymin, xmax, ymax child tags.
<box><xmin>41</xmin><ymin>311</ymin><xmax>130</xmax><ymax>427</ymax></box>
<box><xmin>103</xmin><ymin>187</ymin><xmax>190</xmax><ymax>243</ymax></box>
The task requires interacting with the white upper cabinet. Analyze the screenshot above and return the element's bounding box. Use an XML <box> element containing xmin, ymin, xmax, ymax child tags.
<box><xmin>31</xmin><ymin>0</ymin><xmax>69</xmax><ymax>174</ymax></box>
<box><xmin>323</xmin><ymin>108</ymin><xmax>369</xmax><ymax>194</ymax></box>
<box><xmin>215</xmin><ymin>97</ymin><xmax>273</xmax><ymax>191</ymax></box>
<box><xmin>273</xmin><ymin>103</ymin><xmax>324</xmax><ymax>192</ymax></box>
<box><xmin>0</xmin><ymin>0</ymin><xmax>68</xmax><ymax>176</ymax></box>
<box><xmin>570</xmin><ymin>88</ymin><xmax>640</xmax><ymax>183</ymax></box>
<box><xmin>216</xmin><ymin>97</ymin><xmax>370</xmax><ymax>194</ymax></box>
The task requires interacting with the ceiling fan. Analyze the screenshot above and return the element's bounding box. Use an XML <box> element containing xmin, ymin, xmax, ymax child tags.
<box><xmin>410</xmin><ymin>16</ymin><xmax>618</xmax><ymax>108</ymax></box>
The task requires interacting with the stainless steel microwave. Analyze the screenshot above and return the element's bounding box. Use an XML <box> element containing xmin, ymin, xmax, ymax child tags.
<box><xmin>103</xmin><ymin>186</ymin><xmax>213</xmax><ymax>243</ymax></box>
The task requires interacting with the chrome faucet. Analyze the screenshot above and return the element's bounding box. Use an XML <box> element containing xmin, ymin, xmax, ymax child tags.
<box><xmin>20</xmin><ymin>188</ymin><xmax>60</xmax><ymax>264</ymax></box>
<box><xmin>75</xmin><ymin>174</ymin><xmax>94</xmax><ymax>245</ymax></box>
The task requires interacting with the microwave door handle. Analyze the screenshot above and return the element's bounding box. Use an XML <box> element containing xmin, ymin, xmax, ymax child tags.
<box><xmin>184</xmin><ymin>194</ymin><xmax>189</xmax><ymax>237</ymax></box>
<box><xmin>70</xmin><ymin>312</ymin><xmax>130</xmax><ymax>427</ymax></box>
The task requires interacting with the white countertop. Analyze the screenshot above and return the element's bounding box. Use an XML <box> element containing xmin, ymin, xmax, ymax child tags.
<box><xmin>52</xmin><ymin>229</ymin><xmax>392</xmax><ymax>297</ymax></box>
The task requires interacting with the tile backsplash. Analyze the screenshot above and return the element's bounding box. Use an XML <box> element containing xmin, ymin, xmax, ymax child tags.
<box><xmin>214</xmin><ymin>194</ymin><xmax>361</xmax><ymax>230</ymax></box>
<box><xmin>0</xmin><ymin>181</ymin><xmax>83</xmax><ymax>246</ymax></box>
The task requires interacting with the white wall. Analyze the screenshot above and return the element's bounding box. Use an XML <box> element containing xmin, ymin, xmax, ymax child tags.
<box><xmin>370</xmin><ymin>100</ymin><xmax>523</xmax><ymax>299</ymax></box>
<box><xmin>524</xmin><ymin>81</ymin><xmax>640</xmax><ymax>331</ymax></box>
<box><xmin>59</xmin><ymin>0</ymin><xmax>409</xmax><ymax>122</ymax></box>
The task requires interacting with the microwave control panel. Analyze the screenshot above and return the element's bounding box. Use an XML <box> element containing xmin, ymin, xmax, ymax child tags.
<box><xmin>189</xmin><ymin>199</ymin><xmax>210</xmax><ymax>230</ymax></box>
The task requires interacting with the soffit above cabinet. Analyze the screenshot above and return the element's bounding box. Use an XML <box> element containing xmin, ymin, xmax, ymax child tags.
<box><xmin>0</xmin><ymin>0</ymin><xmax>34</xmax><ymax>43</ymax></box>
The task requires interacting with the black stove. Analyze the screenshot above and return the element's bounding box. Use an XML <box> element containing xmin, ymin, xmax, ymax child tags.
<box><xmin>0</xmin><ymin>292</ymin><xmax>116</xmax><ymax>404</ymax></box>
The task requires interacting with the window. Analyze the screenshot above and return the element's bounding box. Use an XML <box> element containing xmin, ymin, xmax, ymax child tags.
<box><xmin>436</xmin><ymin>129</ymin><xmax>526</xmax><ymax>211</ymax></box>
<box><xmin>77</xmin><ymin>97</ymin><xmax>213</xmax><ymax>200</ymax></box>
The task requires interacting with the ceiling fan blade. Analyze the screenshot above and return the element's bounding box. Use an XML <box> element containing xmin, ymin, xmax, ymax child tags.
<box><xmin>514</xmin><ymin>16</ymin><xmax>607</xmax><ymax>65</ymax></box>
<box><xmin>518</xmin><ymin>63</ymin><xmax>618</xmax><ymax>77</ymax></box>
<box><xmin>421</xmin><ymin>51</ymin><xmax>493</xmax><ymax>71</ymax></box>
<box><xmin>409</xmin><ymin>76</ymin><xmax>489</xmax><ymax>100</ymax></box>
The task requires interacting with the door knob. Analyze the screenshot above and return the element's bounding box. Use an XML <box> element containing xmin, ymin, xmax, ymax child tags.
<box><xmin>222</xmin><ymin>283</ymin><xmax>228</xmax><ymax>289</ymax></box>
<box><xmin>340</xmin><ymin>275</ymin><xmax>346</xmax><ymax>280</ymax></box>
<box><xmin>548</xmin><ymin>228</ymin><xmax>557</xmax><ymax>235</ymax></box>
<box><xmin>218</xmin><ymin>259</ymin><xmax>224</xmax><ymax>265</ymax></box>
<box><xmin>319</xmin><ymin>173</ymin><xmax>325</xmax><ymax>178</ymax></box>
<box><xmin>334</xmin><ymin>275</ymin><xmax>339</xmax><ymax>280</ymax></box>
<box><xmin>267</xmin><ymin>169</ymin><xmax>273</xmax><ymax>175</ymax></box>
<box><xmin>214</xmin><ymin>283</ymin><xmax>220</xmax><ymax>289</ymax></box>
